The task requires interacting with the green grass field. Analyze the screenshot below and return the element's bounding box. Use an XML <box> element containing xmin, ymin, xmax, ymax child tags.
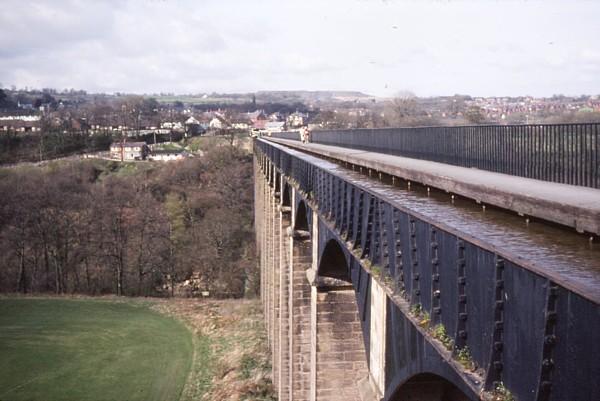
<box><xmin>0</xmin><ymin>298</ymin><xmax>193</xmax><ymax>401</ymax></box>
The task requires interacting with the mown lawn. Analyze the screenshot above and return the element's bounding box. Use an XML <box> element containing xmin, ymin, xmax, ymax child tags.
<box><xmin>0</xmin><ymin>298</ymin><xmax>193</xmax><ymax>401</ymax></box>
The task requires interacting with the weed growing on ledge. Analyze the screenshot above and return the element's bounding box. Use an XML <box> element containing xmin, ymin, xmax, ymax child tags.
<box><xmin>492</xmin><ymin>382</ymin><xmax>514</xmax><ymax>401</ymax></box>
<box><xmin>419</xmin><ymin>311</ymin><xmax>431</xmax><ymax>328</ymax></box>
<box><xmin>368</xmin><ymin>263</ymin><xmax>380</xmax><ymax>276</ymax></box>
<box><xmin>410</xmin><ymin>303</ymin><xmax>423</xmax><ymax>317</ymax></box>
<box><xmin>455</xmin><ymin>346</ymin><xmax>475</xmax><ymax>370</ymax></box>
<box><xmin>382</xmin><ymin>274</ymin><xmax>394</xmax><ymax>287</ymax></box>
<box><xmin>352</xmin><ymin>246</ymin><xmax>362</xmax><ymax>259</ymax></box>
<box><xmin>431</xmin><ymin>324</ymin><xmax>453</xmax><ymax>350</ymax></box>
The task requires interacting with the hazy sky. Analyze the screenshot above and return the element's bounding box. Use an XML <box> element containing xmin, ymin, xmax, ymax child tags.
<box><xmin>1</xmin><ymin>0</ymin><xmax>599</xmax><ymax>97</ymax></box>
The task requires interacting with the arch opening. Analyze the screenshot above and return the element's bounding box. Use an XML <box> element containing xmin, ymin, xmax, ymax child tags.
<box><xmin>274</xmin><ymin>172</ymin><xmax>281</xmax><ymax>193</ymax></box>
<box><xmin>294</xmin><ymin>201</ymin><xmax>309</xmax><ymax>232</ymax></box>
<box><xmin>282</xmin><ymin>183</ymin><xmax>291</xmax><ymax>207</ymax></box>
<box><xmin>389</xmin><ymin>373</ymin><xmax>470</xmax><ymax>401</ymax></box>
<box><xmin>318</xmin><ymin>239</ymin><xmax>351</xmax><ymax>282</ymax></box>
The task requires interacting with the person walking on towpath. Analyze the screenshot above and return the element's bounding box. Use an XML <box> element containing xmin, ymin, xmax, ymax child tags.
<box><xmin>300</xmin><ymin>126</ymin><xmax>311</xmax><ymax>143</ymax></box>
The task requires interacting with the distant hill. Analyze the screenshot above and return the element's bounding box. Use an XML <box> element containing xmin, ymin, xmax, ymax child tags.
<box><xmin>152</xmin><ymin>90</ymin><xmax>377</xmax><ymax>106</ymax></box>
<box><xmin>254</xmin><ymin>90</ymin><xmax>376</xmax><ymax>103</ymax></box>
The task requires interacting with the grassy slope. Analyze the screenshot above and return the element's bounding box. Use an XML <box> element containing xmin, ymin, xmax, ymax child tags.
<box><xmin>0</xmin><ymin>298</ymin><xmax>193</xmax><ymax>401</ymax></box>
<box><xmin>152</xmin><ymin>299</ymin><xmax>274</xmax><ymax>401</ymax></box>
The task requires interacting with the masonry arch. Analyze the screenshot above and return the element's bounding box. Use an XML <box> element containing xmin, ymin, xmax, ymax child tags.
<box><xmin>318</xmin><ymin>239</ymin><xmax>351</xmax><ymax>283</ymax></box>
<box><xmin>294</xmin><ymin>200</ymin><xmax>309</xmax><ymax>232</ymax></box>
<box><xmin>388</xmin><ymin>372</ymin><xmax>471</xmax><ymax>401</ymax></box>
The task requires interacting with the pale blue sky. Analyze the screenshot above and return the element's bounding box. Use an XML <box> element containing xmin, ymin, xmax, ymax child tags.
<box><xmin>1</xmin><ymin>0</ymin><xmax>599</xmax><ymax>97</ymax></box>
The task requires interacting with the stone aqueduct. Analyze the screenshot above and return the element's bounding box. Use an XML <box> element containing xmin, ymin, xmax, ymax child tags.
<box><xmin>254</xmin><ymin>138</ymin><xmax>600</xmax><ymax>401</ymax></box>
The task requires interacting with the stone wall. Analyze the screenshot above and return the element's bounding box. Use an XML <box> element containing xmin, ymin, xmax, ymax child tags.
<box><xmin>314</xmin><ymin>288</ymin><xmax>368</xmax><ymax>401</ymax></box>
<box><xmin>290</xmin><ymin>237</ymin><xmax>312</xmax><ymax>400</ymax></box>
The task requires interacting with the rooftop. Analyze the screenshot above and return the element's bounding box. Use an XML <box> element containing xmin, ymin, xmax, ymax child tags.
<box><xmin>111</xmin><ymin>142</ymin><xmax>147</xmax><ymax>148</ymax></box>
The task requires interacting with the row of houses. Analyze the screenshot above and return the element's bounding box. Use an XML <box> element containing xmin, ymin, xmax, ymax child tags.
<box><xmin>109</xmin><ymin>142</ymin><xmax>191</xmax><ymax>162</ymax></box>
<box><xmin>1</xmin><ymin>115</ymin><xmax>95</xmax><ymax>134</ymax></box>
<box><xmin>0</xmin><ymin>115</ymin><xmax>42</xmax><ymax>132</ymax></box>
<box><xmin>1</xmin><ymin>108</ymin><xmax>311</xmax><ymax>137</ymax></box>
<box><xmin>87</xmin><ymin>114</ymin><xmax>226</xmax><ymax>136</ymax></box>
<box><xmin>244</xmin><ymin>110</ymin><xmax>309</xmax><ymax>129</ymax></box>
<box><xmin>181</xmin><ymin>110</ymin><xmax>309</xmax><ymax>132</ymax></box>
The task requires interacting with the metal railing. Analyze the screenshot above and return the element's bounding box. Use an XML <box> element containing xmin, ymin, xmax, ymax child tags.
<box><xmin>270</xmin><ymin>124</ymin><xmax>600</xmax><ymax>188</ymax></box>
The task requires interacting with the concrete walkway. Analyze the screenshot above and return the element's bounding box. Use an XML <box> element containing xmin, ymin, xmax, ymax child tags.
<box><xmin>268</xmin><ymin>137</ymin><xmax>600</xmax><ymax>235</ymax></box>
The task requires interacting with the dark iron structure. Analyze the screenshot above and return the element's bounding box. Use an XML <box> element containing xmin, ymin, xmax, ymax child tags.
<box><xmin>256</xmin><ymin>137</ymin><xmax>600</xmax><ymax>401</ymax></box>
<box><xmin>271</xmin><ymin>123</ymin><xmax>600</xmax><ymax>189</ymax></box>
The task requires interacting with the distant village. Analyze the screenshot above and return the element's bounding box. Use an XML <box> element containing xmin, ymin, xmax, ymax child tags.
<box><xmin>0</xmin><ymin>105</ymin><xmax>309</xmax><ymax>136</ymax></box>
<box><xmin>1</xmin><ymin>87</ymin><xmax>599</xmax><ymax>163</ymax></box>
<box><xmin>104</xmin><ymin>109</ymin><xmax>301</xmax><ymax>161</ymax></box>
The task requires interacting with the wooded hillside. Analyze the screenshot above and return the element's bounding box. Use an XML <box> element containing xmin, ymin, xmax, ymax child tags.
<box><xmin>0</xmin><ymin>146</ymin><xmax>255</xmax><ymax>297</ymax></box>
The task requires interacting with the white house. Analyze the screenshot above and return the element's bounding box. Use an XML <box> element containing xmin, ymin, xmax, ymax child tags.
<box><xmin>265</xmin><ymin>121</ymin><xmax>285</xmax><ymax>133</ymax></box>
<box><xmin>209</xmin><ymin>117</ymin><xmax>227</xmax><ymax>130</ymax></box>
<box><xmin>231</xmin><ymin>122</ymin><xmax>250</xmax><ymax>130</ymax></box>
<box><xmin>161</xmin><ymin>121</ymin><xmax>185</xmax><ymax>132</ymax></box>
<box><xmin>287</xmin><ymin>112</ymin><xmax>308</xmax><ymax>128</ymax></box>
<box><xmin>110</xmin><ymin>142</ymin><xmax>149</xmax><ymax>161</ymax></box>
<box><xmin>148</xmin><ymin>149</ymin><xmax>191</xmax><ymax>162</ymax></box>
<box><xmin>185</xmin><ymin>116</ymin><xmax>199</xmax><ymax>126</ymax></box>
